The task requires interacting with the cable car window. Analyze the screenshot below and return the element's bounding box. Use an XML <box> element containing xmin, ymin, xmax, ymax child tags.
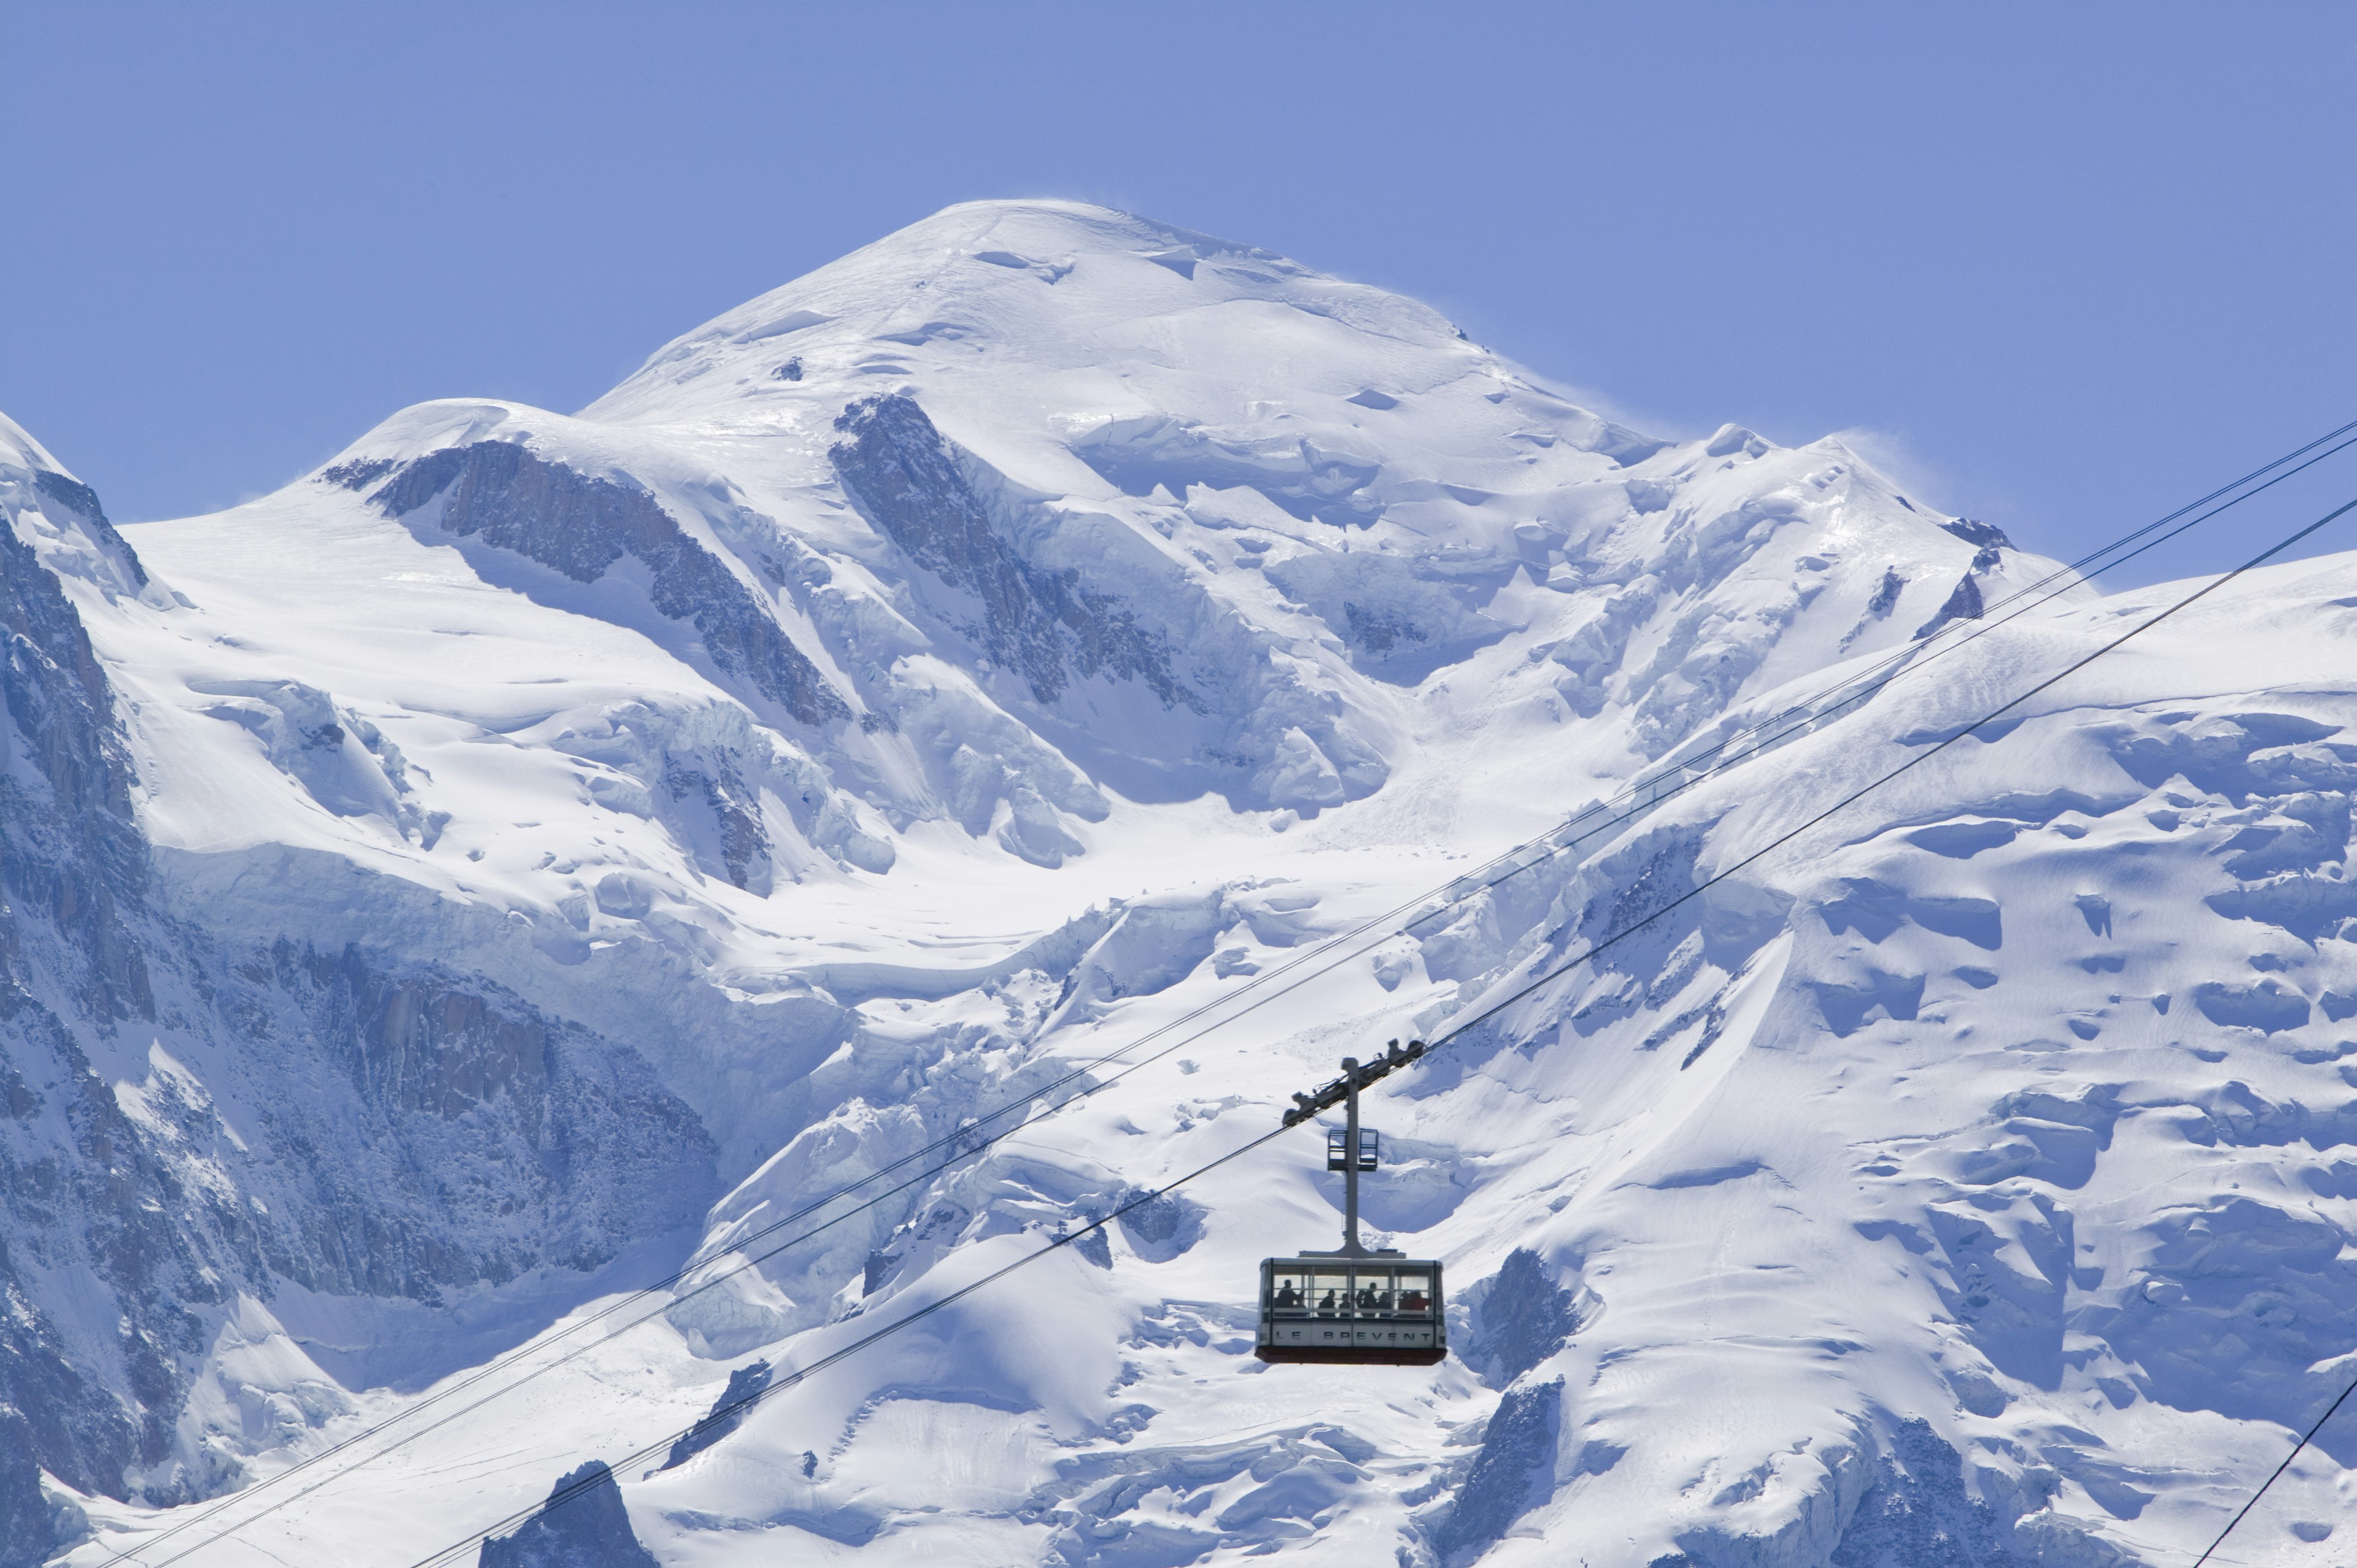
<box><xmin>1395</xmin><ymin>1270</ymin><xmax>1433</xmax><ymax>1315</ymax></box>
<box><xmin>1312</xmin><ymin>1270</ymin><xmax>1352</xmax><ymax>1316</ymax></box>
<box><xmin>1268</xmin><ymin>1267</ymin><xmax>1310</xmax><ymax>1313</ymax></box>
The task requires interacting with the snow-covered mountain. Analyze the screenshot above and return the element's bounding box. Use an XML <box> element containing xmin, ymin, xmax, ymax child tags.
<box><xmin>4</xmin><ymin>200</ymin><xmax>2350</xmax><ymax>1568</ymax></box>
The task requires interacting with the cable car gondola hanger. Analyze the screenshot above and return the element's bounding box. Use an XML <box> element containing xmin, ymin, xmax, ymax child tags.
<box><xmin>1257</xmin><ymin>1041</ymin><xmax>1446</xmax><ymax>1365</ymax></box>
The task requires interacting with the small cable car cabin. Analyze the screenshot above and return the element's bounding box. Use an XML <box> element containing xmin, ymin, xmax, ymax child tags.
<box><xmin>1255</xmin><ymin>1047</ymin><xmax>1447</xmax><ymax>1366</ymax></box>
<box><xmin>1256</xmin><ymin>1256</ymin><xmax>1445</xmax><ymax>1364</ymax></box>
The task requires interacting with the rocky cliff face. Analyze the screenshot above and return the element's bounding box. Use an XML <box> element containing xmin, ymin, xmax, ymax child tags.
<box><xmin>832</xmin><ymin>394</ymin><xmax>1198</xmax><ymax>717</ymax></box>
<box><xmin>1</xmin><ymin>424</ymin><xmax>721</xmax><ymax>1564</ymax></box>
<box><xmin>2</xmin><ymin>421</ymin><xmax>219</xmax><ymax>1557</ymax></box>
<box><xmin>479</xmin><ymin>1461</ymin><xmax>662</xmax><ymax>1568</ymax></box>
<box><xmin>356</xmin><ymin>440</ymin><xmax>851</xmax><ymax>732</ymax></box>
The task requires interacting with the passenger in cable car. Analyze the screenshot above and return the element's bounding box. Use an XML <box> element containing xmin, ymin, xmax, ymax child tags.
<box><xmin>1399</xmin><ymin>1288</ymin><xmax>1429</xmax><ymax>1313</ymax></box>
<box><xmin>1318</xmin><ymin>1288</ymin><xmax>1338</xmax><ymax>1313</ymax></box>
<box><xmin>1274</xmin><ymin>1281</ymin><xmax>1302</xmax><ymax>1308</ymax></box>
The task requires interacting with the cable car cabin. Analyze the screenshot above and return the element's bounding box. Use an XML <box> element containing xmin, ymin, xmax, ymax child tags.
<box><xmin>1255</xmin><ymin>1257</ymin><xmax>1446</xmax><ymax>1365</ymax></box>
<box><xmin>1257</xmin><ymin>1046</ymin><xmax>1447</xmax><ymax>1365</ymax></box>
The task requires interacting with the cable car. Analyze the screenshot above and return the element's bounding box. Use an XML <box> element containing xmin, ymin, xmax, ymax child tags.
<box><xmin>1256</xmin><ymin>1046</ymin><xmax>1447</xmax><ymax>1365</ymax></box>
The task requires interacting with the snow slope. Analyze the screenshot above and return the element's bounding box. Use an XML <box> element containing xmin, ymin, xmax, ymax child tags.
<box><xmin>4</xmin><ymin>201</ymin><xmax>2350</xmax><ymax>1568</ymax></box>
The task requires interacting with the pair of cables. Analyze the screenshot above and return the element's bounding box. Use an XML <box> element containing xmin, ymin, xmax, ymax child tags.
<box><xmin>403</xmin><ymin>485</ymin><xmax>2357</xmax><ymax>1568</ymax></box>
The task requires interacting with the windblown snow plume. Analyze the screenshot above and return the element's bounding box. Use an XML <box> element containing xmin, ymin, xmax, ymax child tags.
<box><xmin>2</xmin><ymin>203</ymin><xmax>2350</xmax><ymax>1568</ymax></box>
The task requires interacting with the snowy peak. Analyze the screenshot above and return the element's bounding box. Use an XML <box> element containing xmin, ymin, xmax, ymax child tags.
<box><xmin>1</xmin><ymin>409</ymin><xmax>158</xmax><ymax>606</ymax></box>
<box><xmin>594</xmin><ymin>199</ymin><xmax>1458</xmax><ymax>415</ymax></box>
<box><xmin>581</xmin><ymin>198</ymin><xmax>1660</xmax><ymax>520</ymax></box>
<box><xmin>4</xmin><ymin>204</ymin><xmax>2070</xmax><ymax>1082</ymax></box>
<box><xmin>0</xmin><ymin>404</ymin><xmax>74</xmax><ymax>476</ymax></box>
<box><xmin>267</xmin><ymin>203</ymin><xmax>2057</xmax><ymax>894</ymax></box>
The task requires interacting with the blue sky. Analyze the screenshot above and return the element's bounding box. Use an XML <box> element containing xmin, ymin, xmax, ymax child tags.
<box><xmin>4</xmin><ymin>2</ymin><xmax>2351</xmax><ymax>582</ymax></box>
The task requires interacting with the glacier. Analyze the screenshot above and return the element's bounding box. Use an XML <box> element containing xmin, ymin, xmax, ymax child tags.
<box><xmin>0</xmin><ymin>199</ymin><xmax>2351</xmax><ymax>1567</ymax></box>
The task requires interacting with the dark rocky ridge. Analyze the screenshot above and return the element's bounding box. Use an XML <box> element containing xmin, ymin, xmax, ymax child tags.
<box><xmin>1465</xmin><ymin>1248</ymin><xmax>1582</xmax><ymax>1386</ymax></box>
<box><xmin>1430</xmin><ymin>1378</ymin><xmax>1561</xmax><ymax>1564</ymax></box>
<box><xmin>830</xmin><ymin>393</ymin><xmax>1196</xmax><ymax>713</ymax></box>
<box><xmin>31</xmin><ymin>468</ymin><xmax>149</xmax><ymax>589</ymax></box>
<box><xmin>1</xmin><ymin>481</ymin><xmax>223</xmax><ymax>1553</ymax></box>
<box><xmin>660</xmin><ymin>1358</ymin><xmax>772</xmax><ymax>1471</ymax></box>
<box><xmin>662</xmin><ymin>754</ymin><xmax>771</xmax><ymax>894</ymax></box>
<box><xmin>478</xmin><ymin>1461</ymin><xmax>660</xmax><ymax>1568</ymax></box>
<box><xmin>1913</xmin><ymin>571</ymin><xmax>1986</xmax><ymax>639</ymax></box>
<box><xmin>1940</xmin><ymin>517</ymin><xmax>2013</xmax><ymax>552</ymax></box>
<box><xmin>355</xmin><ymin>441</ymin><xmax>850</xmax><ymax>728</ymax></box>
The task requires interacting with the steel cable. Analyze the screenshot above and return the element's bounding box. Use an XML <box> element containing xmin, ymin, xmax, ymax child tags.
<box><xmin>2189</xmin><ymin>1369</ymin><xmax>2357</xmax><ymax>1566</ymax></box>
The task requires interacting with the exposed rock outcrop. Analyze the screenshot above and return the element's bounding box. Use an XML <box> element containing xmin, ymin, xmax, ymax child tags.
<box><xmin>478</xmin><ymin>1461</ymin><xmax>660</xmax><ymax>1568</ymax></box>
<box><xmin>360</xmin><ymin>440</ymin><xmax>849</xmax><ymax>727</ymax></box>
<box><xmin>660</xmin><ymin>1359</ymin><xmax>772</xmax><ymax>1471</ymax></box>
<box><xmin>831</xmin><ymin>393</ymin><xmax>1194</xmax><ymax>711</ymax></box>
